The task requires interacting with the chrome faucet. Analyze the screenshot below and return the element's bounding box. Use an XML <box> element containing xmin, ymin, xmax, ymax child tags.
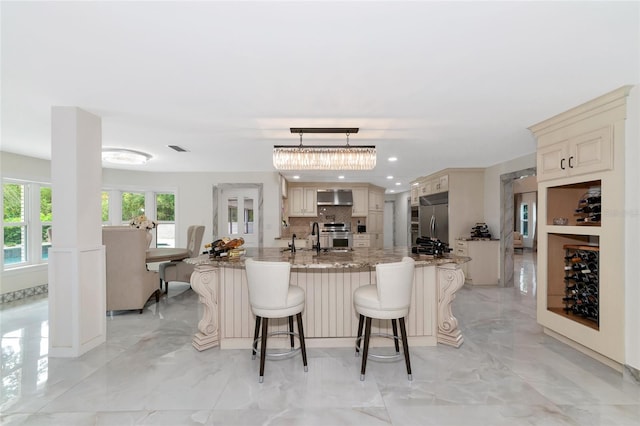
<box><xmin>289</xmin><ymin>234</ymin><xmax>297</xmax><ymax>253</ymax></box>
<box><xmin>311</xmin><ymin>222</ymin><xmax>321</xmax><ymax>253</ymax></box>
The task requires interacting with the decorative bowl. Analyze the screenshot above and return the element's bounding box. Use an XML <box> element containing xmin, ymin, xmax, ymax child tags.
<box><xmin>553</xmin><ymin>217</ymin><xmax>569</xmax><ymax>226</ymax></box>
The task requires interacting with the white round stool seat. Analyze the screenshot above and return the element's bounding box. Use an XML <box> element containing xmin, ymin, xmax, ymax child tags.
<box><xmin>353</xmin><ymin>285</ymin><xmax>409</xmax><ymax>319</ymax></box>
<box><xmin>251</xmin><ymin>285</ymin><xmax>305</xmax><ymax>318</ymax></box>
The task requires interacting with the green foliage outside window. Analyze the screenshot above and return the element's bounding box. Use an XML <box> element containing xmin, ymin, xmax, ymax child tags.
<box><xmin>101</xmin><ymin>192</ymin><xmax>109</xmax><ymax>222</ymax></box>
<box><xmin>3</xmin><ymin>183</ymin><xmax>25</xmax><ymax>247</ymax></box>
<box><xmin>156</xmin><ymin>193</ymin><xmax>175</xmax><ymax>221</ymax></box>
<box><xmin>40</xmin><ymin>187</ymin><xmax>52</xmax><ymax>222</ymax></box>
<box><xmin>122</xmin><ymin>192</ymin><xmax>145</xmax><ymax>222</ymax></box>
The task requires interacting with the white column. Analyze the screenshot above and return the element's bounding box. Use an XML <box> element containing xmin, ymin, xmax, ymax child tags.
<box><xmin>48</xmin><ymin>107</ymin><xmax>106</xmax><ymax>357</ymax></box>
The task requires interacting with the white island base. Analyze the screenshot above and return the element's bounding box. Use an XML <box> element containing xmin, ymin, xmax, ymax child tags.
<box><xmin>190</xmin><ymin>257</ymin><xmax>465</xmax><ymax>351</ymax></box>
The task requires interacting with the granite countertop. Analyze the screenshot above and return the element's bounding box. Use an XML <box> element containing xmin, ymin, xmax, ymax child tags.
<box><xmin>187</xmin><ymin>247</ymin><xmax>469</xmax><ymax>269</ymax></box>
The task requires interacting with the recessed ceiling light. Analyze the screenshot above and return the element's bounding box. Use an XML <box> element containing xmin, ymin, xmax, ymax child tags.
<box><xmin>388</xmin><ymin>157</ymin><xmax>398</xmax><ymax>162</ymax></box>
<box><xmin>338</xmin><ymin>175</ymin><xmax>345</xmax><ymax>179</ymax></box>
<box><xmin>412</xmin><ymin>182</ymin><xmax>419</xmax><ymax>186</ymax></box>
<box><xmin>102</xmin><ymin>148</ymin><xmax>151</xmax><ymax>165</ymax></box>
<box><xmin>386</xmin><ymin>175</ymin><xmax>393</xmax><ymax>179</ymax></box>
<box><xmin>292</xmin><ymin>175</ymin><xmax>300</xmax><ymax>179</ymax></box>
<box><xmin>389</xmin><ymin>189</ymin><xmax>396</xmax><ymax>193</ymax></box>
<box><xmin>396</xmin><ymin>182</ymin><xmax>401</xmax><ymax>186</ymax></box>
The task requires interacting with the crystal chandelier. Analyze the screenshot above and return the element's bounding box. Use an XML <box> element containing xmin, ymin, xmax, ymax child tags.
<box><xmin>273</xmin><ymin>128</ymin><xmax>376</xmax><ymax>170</ymax></box>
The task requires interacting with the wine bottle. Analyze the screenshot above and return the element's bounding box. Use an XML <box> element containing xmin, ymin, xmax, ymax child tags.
<box><xmin>578</xmin><ymin>195</ymin><xmax>601</xmax><ymax>205</ymax></box>
<box><xmin>575</xmin><ymin>204</ymin><xmax>601</xmax><ymax>214</ymax></box>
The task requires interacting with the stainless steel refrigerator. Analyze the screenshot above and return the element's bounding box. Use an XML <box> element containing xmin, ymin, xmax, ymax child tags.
<box><xmin>419</xmin><ymin>192</ymin><xmax>449</xmax><ymax>245</ymax></box>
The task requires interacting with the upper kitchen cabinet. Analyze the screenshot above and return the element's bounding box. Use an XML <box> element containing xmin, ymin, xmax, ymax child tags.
<box><xmin>351</xmin><ymin>187</ymin><xmax>368</xmax><ymax>216</ymax></box>
<box><xmin>536</xmin><ymin>126</ymin><xmax>613</xmax><ymax>182</ymax></box>
<box><xmin>288</xmin><ymin>186</ymin><xmax>317</xmax><ymax>217</ymax></box>
<box><xmin>368</xmin><ymin>189</ymin><xmax>384</xmax><ymax>211</ymax></box>
<box><xmin>410</xmin><ymin>184</ymin><xmax>419</xmax><ymax>206</ymax></box>
<box><xmin>434</xmin><ymin>174</ymin><xmax>449</xmax><ymax>193</ymax></box>
<box><xmin>418</xmin><ymin>179</ymin><xmax>432</xmax><ymax>197</ymax></box>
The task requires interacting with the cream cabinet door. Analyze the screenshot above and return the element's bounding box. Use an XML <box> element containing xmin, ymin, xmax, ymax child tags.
<box><xmin>570</xmin><ymin>126</ymin><xmax>613</xmax><ymax>175</ymax></box>
<box><xmin>289</xmin><ymin>187</ymin><xmax>317</xmax><ymax>217</ymax></box>
<box><xmin>411</xmin><ymin>185</ymin><xmax>419</xmax><ymax>206</ymax></box>
<box><xmin>418</xmin><ymin>180</ymin><xmax>431</xmax><ymax>197</ymax></box>
<box><xmin>351</xmin><ymin>187</ymin><xmax>368</xmax><ymax>216</ymax></box>
<box><xmin>368</xmin><ymin>190</ymin><xmax>384</xmax><ymax>211</ymax></box>
<box><xmin>537</xmin><ymin>141</ymin><xmax>570</xmax><ymax>181</ymax></box>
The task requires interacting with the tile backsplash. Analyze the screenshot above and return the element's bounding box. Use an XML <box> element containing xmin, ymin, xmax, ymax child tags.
<box><xmin>284</xmin><ymin>206</ymin><xmax>364</xmax><ymax>238</ymax></box>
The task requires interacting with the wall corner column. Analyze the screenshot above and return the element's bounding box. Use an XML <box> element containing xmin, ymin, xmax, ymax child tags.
<box><xmin>48</xmin><ymin>106</ymin><xmax>106</xmax><ymax>357</ymax></box>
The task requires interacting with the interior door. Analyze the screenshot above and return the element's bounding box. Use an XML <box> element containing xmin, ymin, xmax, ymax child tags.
<box><xmin>219</xmin><ymin>188</ymin><xmax>259</xmax><ymax>247</ymax></box>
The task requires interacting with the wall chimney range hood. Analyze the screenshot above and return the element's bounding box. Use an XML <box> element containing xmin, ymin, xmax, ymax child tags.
<box><xmin>317</xmin><ymin>189</ymin><xmax>353</xmax><ymax>206</ymax></box>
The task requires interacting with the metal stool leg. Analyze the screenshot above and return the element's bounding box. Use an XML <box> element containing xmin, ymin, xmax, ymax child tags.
<box><xmin>259</xmin><ymin>317</ymin><xmax>269</xmax><ymax>383</ymax></box>
<box><xmin>296</xmin><ymin>312</ymin><xmax>308</xmax><ymax>372</ymax></box>
<box><xmin>355</xmin><ymin>314</ymin><xmax>364</xmax><ymax>356</ymax></box>
<box><xmin>360</xmin><ymin>316</ymin><xmax>372</xmax><ymax>381</ymax></box>
<box><xmin>391</xmin><ymin>319</ymin><xmax>400</xmax><ymax>353</ymax></box>
<box><xmin>289</xmin><ymin>316</ymin><xmax>295</xmax><ymax>348</ymax></box>
<box><xmin>252</xmin><ymin>316</ymin><xmax>261</xmax><ymax>360</ymax></box>
<box><xmin>399</xmin><ymin>317</ymin><xmax>412</xmax><ymax>381</ymax></box>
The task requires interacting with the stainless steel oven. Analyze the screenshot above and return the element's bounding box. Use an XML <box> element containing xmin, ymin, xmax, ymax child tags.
<box><xmin>321</xmin><ymin>223</ymin><xmax>352</xmax><ymax>249</ymax></box>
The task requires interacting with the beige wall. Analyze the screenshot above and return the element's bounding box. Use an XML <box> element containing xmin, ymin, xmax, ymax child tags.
<box><xmin>0</xmin><ymin>152</ymin><xmax>281</xmax><ymax>294</ymax></box>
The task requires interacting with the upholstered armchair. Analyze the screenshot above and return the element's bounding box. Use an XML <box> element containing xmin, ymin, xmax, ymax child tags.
<box><xmin>103</xmin><ymin>226</ymin><xmax>160</xmax><ymax>313</ymax></box>
<box><xmin>514</xmin><ymin>231</ymin><xmax>524</xmax><ymax>251</ymax></box>
<box><xmin>159</xmin><ymin>225</ymin><xmax>205</xmax><ymax>293</ymax></box>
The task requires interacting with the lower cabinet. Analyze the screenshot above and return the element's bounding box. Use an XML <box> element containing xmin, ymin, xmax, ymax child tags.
<box><xmin>352</xmin><ymin>234</ymin><xmax>370</xmax><ymax>248</ymax></box>
<box><xmin>455</xmin><ymin>239</ymin><xmax>500</xmax><ymax>285</ymax></box>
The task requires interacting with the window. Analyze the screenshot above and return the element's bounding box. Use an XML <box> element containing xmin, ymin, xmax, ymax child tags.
<box><xmin>2</xmin><ymin>181</ymin><xmax>52</xmax><ymax>268</ymax></box>
<box><xmin>101</xmin><ymin>191</ymin><xmax>109</xmax><ymax>223</ymax></box>
<box><xmin>155</xmin><ymin>193</ymin><xmax>175</xmax><ymax>247</ymax></box>
<box><xmin>3</xmin><ymin>183</ymin><xmax>28</xmax><ymax>265</ymax></box>
<box><xmin>520</xmin><ymin>203</ymin><xmax>529</xmax><ymax>238</ymax></box>
<box><xmin>40</xmin><ymin>186</ymin><xmax>52</xmax><ymax>260</ymax></box>
<box><xmin>121</xmin><ymin>192</ymin><xmax>145</xmax><ymax>223</ymax></box>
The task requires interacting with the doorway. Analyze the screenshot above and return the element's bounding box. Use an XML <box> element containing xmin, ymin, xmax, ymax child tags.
<box><xmin>499</xmin><ymin>167</ymin><xmax>536</xmax><ymax>287</ymax></box>
<box><xmin>213</xmin><ymin>184</ymin><xmax>263</xmax><ymax>247</ymax></box>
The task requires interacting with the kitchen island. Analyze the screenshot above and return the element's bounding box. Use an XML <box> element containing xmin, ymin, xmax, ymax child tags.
<box><xmin>189</xmin><ymin>248</ymin><xmax>468</xmax><ymax>351</ymax></box>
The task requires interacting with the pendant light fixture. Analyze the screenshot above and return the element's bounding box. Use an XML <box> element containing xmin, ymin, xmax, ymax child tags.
<box><xmin>273</xmin><ymin>128</ymin><xmax>376</xmax><ymax>170</ymax></box>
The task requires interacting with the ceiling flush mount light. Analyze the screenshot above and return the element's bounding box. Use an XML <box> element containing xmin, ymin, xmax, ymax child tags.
<box><xmin>273</xmin><ymin>128</ymin><xmax>376</xmax><ymax>170</ymax></box>
<box><xmin>102</xmin><ymin>148</ymin><xmax>151</xmax><ymax>165</ymax></box>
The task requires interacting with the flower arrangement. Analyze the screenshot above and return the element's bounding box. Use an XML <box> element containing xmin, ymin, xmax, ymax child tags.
<box><xmin>129</xmin><ymin>214</ymin><xmax>157</xmax><ymax>230</ymax></box>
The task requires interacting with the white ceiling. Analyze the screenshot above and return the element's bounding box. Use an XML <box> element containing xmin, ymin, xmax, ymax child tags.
<box><xmin>1</xmin><ymin>1</ymin><xmax>638</xmax><ymax>193</ymax></box>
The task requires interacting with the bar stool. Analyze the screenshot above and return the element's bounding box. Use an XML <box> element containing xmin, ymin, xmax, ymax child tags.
<box><xmin>354</xmin><ymin>257</ymin><xmax>415</xmax><ymax>381</ymax></box>
<box><xmin>245</xmin><ymin>258</ymin><xmax>308</xmax><ymax>383</ymax></box>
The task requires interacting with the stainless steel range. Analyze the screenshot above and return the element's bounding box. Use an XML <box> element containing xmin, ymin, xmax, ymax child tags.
<box><xmin>320</xmin><ymin>222</ymin><xmax>352</xmax><ymax>249</ymax></box>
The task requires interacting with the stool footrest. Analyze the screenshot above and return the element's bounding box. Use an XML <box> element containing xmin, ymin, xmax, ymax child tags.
<box><xmin>355</xmin><ymin>333</ymin><xmax>404</xmax><ymax>361</ymax></box>
<box><xmin>253</xmin><ymin>331</ymin><xmax>303</xmax><ymax>360</ymax></box>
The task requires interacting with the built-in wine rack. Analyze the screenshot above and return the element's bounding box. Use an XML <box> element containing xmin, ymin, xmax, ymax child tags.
<box><xmin>563</xmin><ymin>244</ymin><xmax>599</xmax><ymax>325</ymax></box>
<box><xmin>575</xmin><ymin>190</ymin><xmax>601</xmax><ymax>225</ymax></box>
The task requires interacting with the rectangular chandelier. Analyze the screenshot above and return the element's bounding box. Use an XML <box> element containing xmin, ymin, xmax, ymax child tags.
<box><xmin>273</xmin><ymin>127</ymin><xmax>376</xmax><ymax>170</ymax></box>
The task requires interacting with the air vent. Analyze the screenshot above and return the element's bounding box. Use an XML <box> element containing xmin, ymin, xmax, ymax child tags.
<box><xmin>168</xmin><ymin>145</ymin><xmax>189</xmax><ymax>152</ymax></box>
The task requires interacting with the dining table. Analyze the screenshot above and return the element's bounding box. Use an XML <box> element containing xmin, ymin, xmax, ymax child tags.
<box><xmin>145</xmin><ymin>247</ymin><xmax>190</xmax><ymax>263</ymax></box>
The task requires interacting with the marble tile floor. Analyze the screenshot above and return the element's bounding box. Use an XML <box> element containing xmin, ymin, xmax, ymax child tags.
<box><xmin>1</xmin><ymin>251</ymin><xmax>639</xmax><ymax>426</ymax></box>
